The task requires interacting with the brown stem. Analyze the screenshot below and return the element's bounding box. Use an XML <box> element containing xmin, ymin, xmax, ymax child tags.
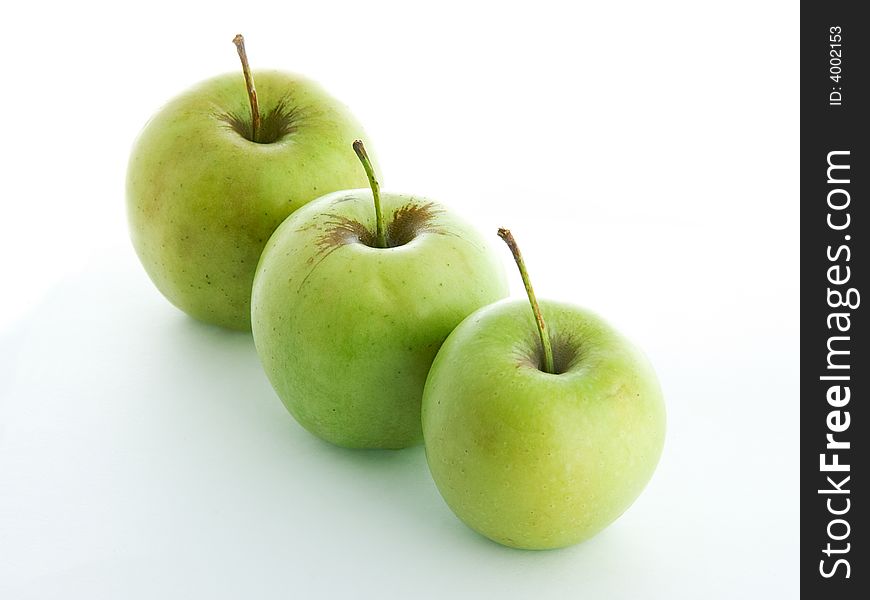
<box><xmin>497</xmin><ymin>228</ymin><xmax>555</xmax><ymax>374</ymax></box>
<box><xmin>232</xmin><ymin>34</ymin><xmax>261</xmax><ymax>142</ymax></box>
<box><xmin>353</xmin><ymin>140</ymin><xmax>386</xmax><ymax>248</ymax></box>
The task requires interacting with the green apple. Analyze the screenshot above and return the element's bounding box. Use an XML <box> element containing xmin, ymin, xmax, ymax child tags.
<box><xmin>251</xmin><ymin>141</ymin><xmax>508</xmax><ymax>449</ymax></box>
<box><xmin>422</xmin><ymin>229</ymin><xmax>666</xmax><ymax>549</ymax></box>
<box><xmin>127</xmin><ymin>35</ymin><xmax>375</xmax><ymax>330</ymax></box>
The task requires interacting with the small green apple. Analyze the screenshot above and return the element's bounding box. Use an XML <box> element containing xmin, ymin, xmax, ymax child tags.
<box><xmin>251</xmin><ymin>141</ymin><xmax>508</xmax><ymax>449</ymax></box>
<box><xmin>422</xmin><ymin>229</ymin><xmax>666</xmax><ymax>549</ymax></box>
<box><xmin>127</xmin><ymin>35</ymin><xmax>376</xmax><ymax>330</ymax></box>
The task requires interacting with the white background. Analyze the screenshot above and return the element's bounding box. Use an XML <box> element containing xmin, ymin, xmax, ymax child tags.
<box><xmin>1</xmin><ymin>1</ymin><xmax>798</xmax><ymax>598</ymax></box>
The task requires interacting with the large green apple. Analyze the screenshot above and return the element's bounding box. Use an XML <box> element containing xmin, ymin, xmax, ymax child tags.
<box><xmin>127</xmin><ymin>37</ymin><xmax>375</xmax><ymax>330</ymax></box>
<box><xmin>422</xmin><ymin>230</ymin><xmax>666</xmax><ymax>549</ymax></box>
<box><xmin>251</xmin><ymin>142</ymin><xmax>508</xmax><ymax>448</ymax></box>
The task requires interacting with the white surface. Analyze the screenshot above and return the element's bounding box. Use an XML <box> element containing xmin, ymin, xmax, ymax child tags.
<box><xmin>1</xmin><ymin>1</ymin><xmax>798</xmax><ymax>598</ymax></box>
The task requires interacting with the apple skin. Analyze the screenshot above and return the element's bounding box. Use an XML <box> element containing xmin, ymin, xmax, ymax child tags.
<box><xmin>251</xmin><ymin>190</ymin><xmax>508</xmax><ymax>449</ymax></box>
<box><xmin>422</xmin><ymin>299</ymin><xmax>666</xmax><ymax>549</ymax></box>
<box><xmin>127</xmin><ymin>71</ymin><xmax>375</xmax><ymax>330</ymax></box>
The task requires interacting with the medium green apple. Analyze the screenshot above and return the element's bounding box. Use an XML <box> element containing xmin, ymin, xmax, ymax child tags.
<box><xmin>251</xmin><ymin>141</ymin><xmax>508</xmax><ymax>449</ymax></box>
<box><xmin>127</xmin><ymin>35</ymin><xmax>375</xmax><ymax>330</ymax></box>
<box><xmin>422</xmin><ymin>229</ymin><xmax>665</xmax><ymax>549</ymax></box>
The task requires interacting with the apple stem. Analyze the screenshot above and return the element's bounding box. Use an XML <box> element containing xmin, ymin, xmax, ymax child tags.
<box><xmin>232</xmin><ymin>34</ymin><xmax>262</xmax><ymax>143</ymax></box>
<box><xmin>497</xmin><ymin>228</ymin><xmax>555</xmax><ymax>374</ymax></box>
<box><xmin>353</xmin><ymin>140</ymin><xmax>387</xmax><ymax>248</ymax></box>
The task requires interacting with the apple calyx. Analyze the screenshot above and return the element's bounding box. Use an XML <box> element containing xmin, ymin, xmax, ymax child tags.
<box><xmin>305</xmin><ymin>140</ymin><xmax>444</xmax><ymax>258</ymax></box>
<box><xmin>310</xmin><ymin>201</ymin><xmax>442</xmax><ymax>264</ymax></box>
<box><xmin>353</xmin><ymin>140</ymin><xmax>388</xmax><ymax>248</ymax></box>
<box><xmin>497</xmin><ymin>228</ymin><xmax>556</xmax><ymax>374</ymax></box>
